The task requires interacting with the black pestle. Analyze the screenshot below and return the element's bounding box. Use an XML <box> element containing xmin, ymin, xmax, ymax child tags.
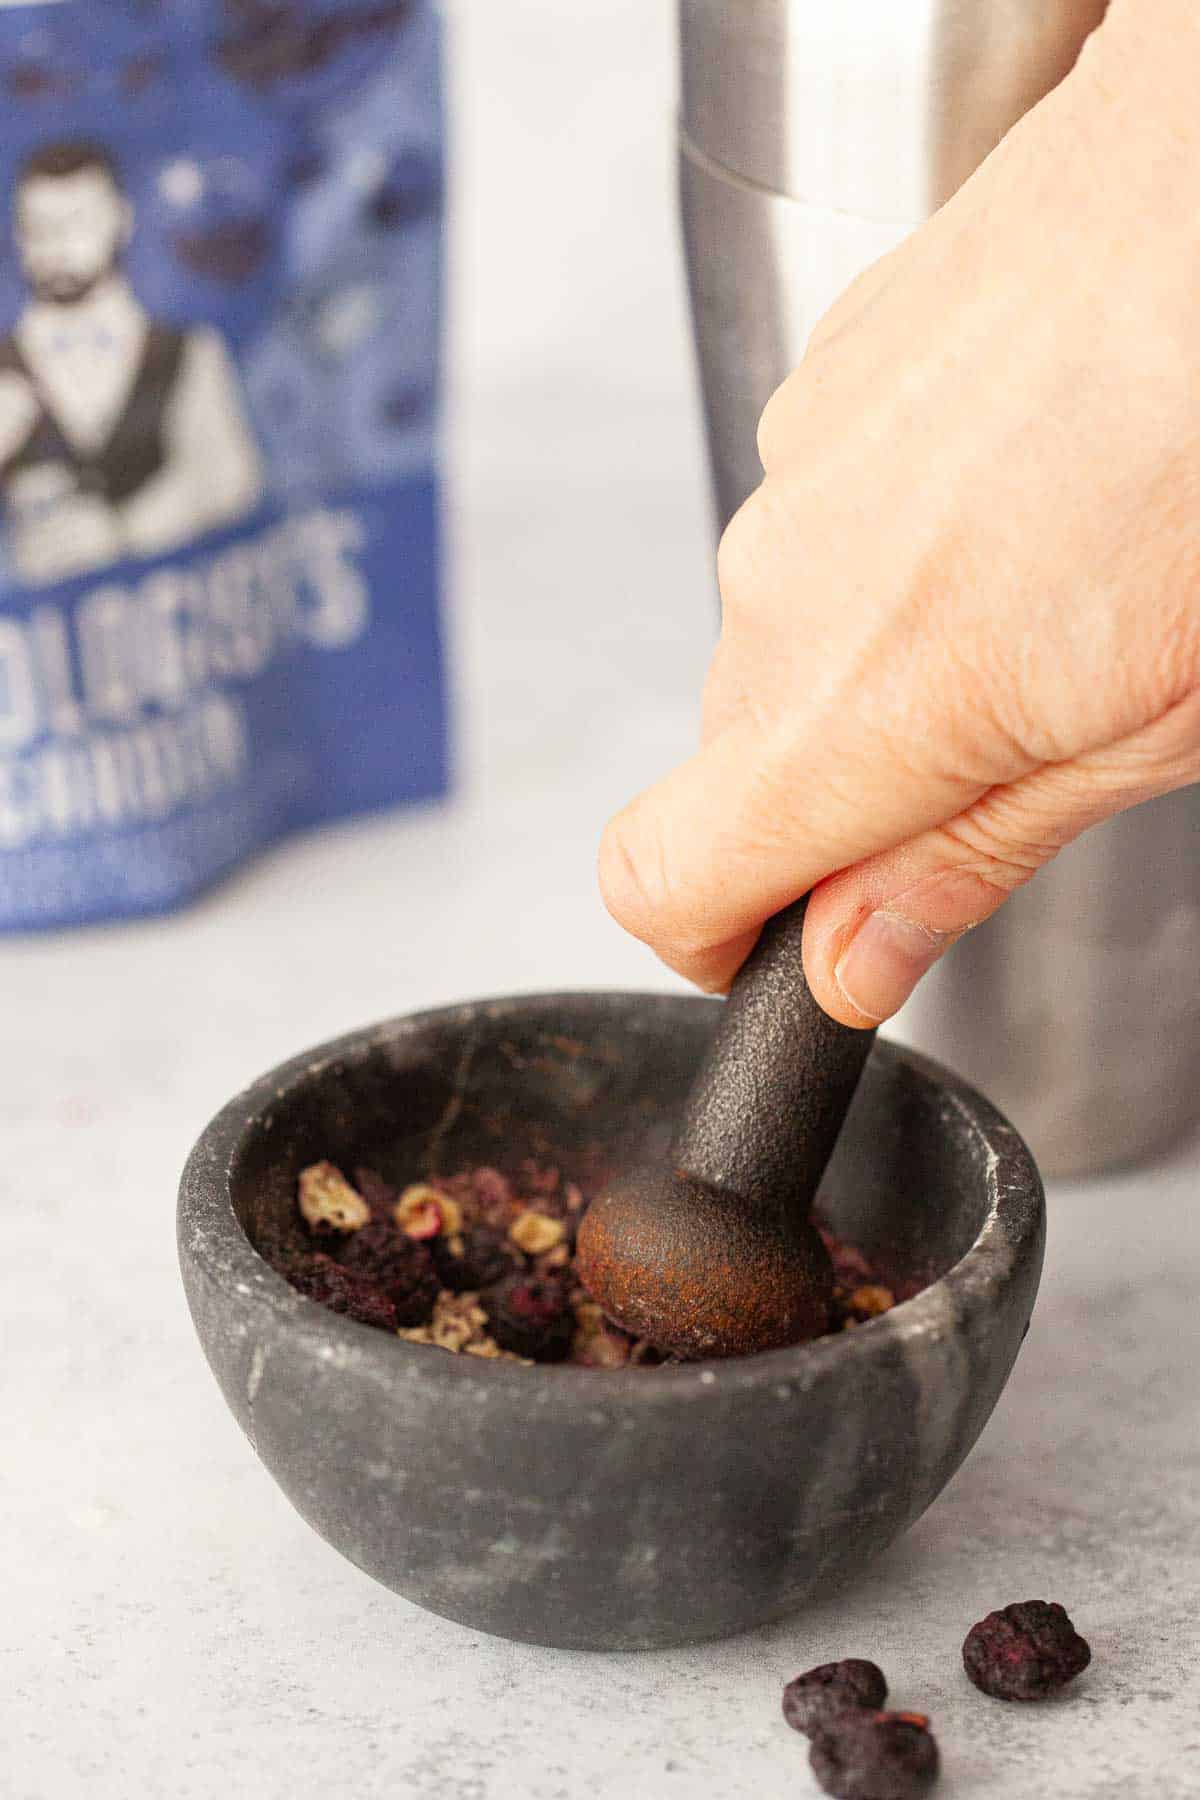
<box><xmin>576</xmin><ymin>897</ymin><xmax>877</xmax><ymax>1357</ymax></box>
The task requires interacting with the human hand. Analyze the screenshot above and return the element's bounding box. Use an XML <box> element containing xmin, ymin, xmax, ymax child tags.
<box><xmin>600</xmin><ymin>0</ymin><xmax>1200</xmax><ymax>1027</ymax></box>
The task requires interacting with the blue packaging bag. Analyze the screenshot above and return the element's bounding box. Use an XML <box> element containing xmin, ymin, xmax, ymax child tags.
<box><xmin>0</xmin><ymin>1</ymin><xmax>447</xmax><ymax>929</ymax></box>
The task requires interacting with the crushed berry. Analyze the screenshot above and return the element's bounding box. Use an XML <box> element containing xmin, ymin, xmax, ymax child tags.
<box><xmin>783</xmin><ymin>1660</ymin><xmax>889</xmax><ymax>1738</ymax></box>
<box><xmin>353</xmin><ymin>1166</ymin><xmax>401</xmax><ymax>1222</ymax></box>
<box><xmin>509</xmin><ymin>1209</ymin><xmax>566</xmax><ymax>1257</ymax></box>
<box><xmin>809</xmin><ymin>1710</ymin><xmax>939</xmax><ymax>1800</ymax></box>
<box><xmin>393</xmin><ymin>1183</ymin><xmax>460</xmax><ymax>1240</ymax></box>
<box><xmin>264</xmin><ymin>1159</ymin><xmax>922</xmax><ymax>1367</ymax></box>
<box><xmin>483</xmin><ymin>1273</ymin><xmax>575</xmax><ymax>1363</ymax></box>
<box><xmin>817</xmin><ymin>1225</ymin><xmax>925</xmax><ymax>1329</ymax></box>
<box><xmin>467</xmin><ymin>1166</ymin><xmax>516</xmax><ymax>1225</ymax></box>
<box><xmin>291</xmin><ymin>1255</ymin><xmax>398</xmax><ymax>1333</ymax></box>
<box><xmin>518</xmin><ymin>1158</ymin><xmax>561</xmax><ymax>1198</ymax></box>
<box><xmin>822</xmin><ymin>1233</ymin><xmax>875</xmax><ymax>1288</ymax></box>
<box><xmin>435</xmin><ymin>1226</ymin><xmax>518</xmax><ymax>1293</ymax></box>
<box><xmin>962</xmin><ymin>1601</ymin><xmax>1091</xmax><ymax>1701</ymax></box>
<box><xmin>341</xmin><ymin>1218</ymin><xmax>439</xmax><ymax>1326</ymax></box>
<box><xmin>298</xmin><ymin>1160</ymin><xmax>369</xmax><ymax>1235</ymax></box>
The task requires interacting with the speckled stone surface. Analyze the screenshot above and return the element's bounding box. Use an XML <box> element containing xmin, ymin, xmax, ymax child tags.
<box><xmin>5</xmin><ymin>1</ymin><xmax>1200</xmax><ymax>1792</ymax></box>
<box><xmin>178</xmin><ymin>1004</ymin><xmax>1043</xmax><ymax>1651</ymax></box>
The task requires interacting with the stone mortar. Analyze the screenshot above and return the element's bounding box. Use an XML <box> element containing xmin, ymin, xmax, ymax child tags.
<box><xmin>177</xmin><ymin>991</ymin><xmax>1045</xmax><ymax>1652</ymax></box>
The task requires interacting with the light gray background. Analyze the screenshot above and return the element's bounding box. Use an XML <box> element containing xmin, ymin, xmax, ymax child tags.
<box><xmin>6</xmin><ymin>3</ymin><xmax>1198</xmax><ymax>1795</ymax></box>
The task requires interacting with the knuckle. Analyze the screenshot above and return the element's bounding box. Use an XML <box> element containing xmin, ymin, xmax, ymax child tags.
<box><xmin>699</xmin><ymin>639</ymin><xmax>742</xmax><ymax>742</ymax></box>
<box><xmin>802</xmin><ymin>295</ymin><xmax>854</xmax><ymax>364</ymax></box>
<box><xmin>755</xmin><ymin>377</ymin><xmax>795</xmax><ymax>472</ymax></box>
<box><xmin>598</xmin><ymin>807</ymin><xmax>684</xmax><ymax>950</ymax></box>
<box><xmin>912</xmin><ymin>623</ymin><xmax>1056</xmax><ymax>783</ymax></box>
<box><xmin>758</xmin><ymin>256</ymin><xmax>896</xmax><ymax>471</ymax></box>
<box><xmin>598</xmin><ymin>804</ymin><xmax>725</xmax><ymax>970</ymax></box>
<box><xmin>597</xmin><ymin>813</ymin><xmax>652</xmax><ymax>937</ymax></box>
<box><xmin>715</xmin><ymin>492</ymin><xmax>765</xmax><ymax>621</ymax></box>
<box><xmin>716</xmin><ymin>480</ymin><xmax>801</xmax><ymax>626</ymax></box>
<box><xmin>1146</xmin><ymin>598</ymin><xmax>1200</xmax><ymax>716</ymax></box>
<box><xmin>935</xmin><ymin>805</ymin><xmax>1058</xmax><ymax>894</ymax></box>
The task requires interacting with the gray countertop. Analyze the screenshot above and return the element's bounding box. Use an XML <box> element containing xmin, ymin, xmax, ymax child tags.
<box><xmin>7</xmin><ymin>3</ymin><xmax>1199</xmax><ymax>1795</ymax></box>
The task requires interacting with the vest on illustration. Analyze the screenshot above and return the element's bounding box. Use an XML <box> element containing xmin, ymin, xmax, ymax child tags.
<box><xmin>0</xmin><ymin>323</ymin><xmax>185</xmax><ymax>510</ymax></box>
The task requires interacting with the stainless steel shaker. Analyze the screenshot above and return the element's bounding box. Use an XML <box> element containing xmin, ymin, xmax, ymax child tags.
<box><xmin>679</xmin><ymin>0</ymin><xmax>1200</xmax><ymax>1177</ymax></box>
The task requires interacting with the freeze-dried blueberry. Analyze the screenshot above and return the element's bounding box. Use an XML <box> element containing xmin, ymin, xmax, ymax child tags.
<box><xmin>783</xmin><ymin>1660</ymin><xmax>889</xmax><ymax>1738</ymax></box>
<box><xmin>256</xmin><ymin>1224</ymin><xmax>313</xmax><ymax>1288</ymax></box>
<box><xmin>268</xmin><ymin>1157</ymin><xmax>910</xmax><ymax>1367</ymax></box>
<box><xmin>471</xmin><ymin>1166</ymin><xmax>512</xmax><ymax>1205</ymax></box>
<box><xmin>340</xmin><ymin>1218</ymin><xmax>438</xmax><ymax>1325</ymax></box>
<box><xmin>435</xmin><ymin>1226</ymin><xmax>517</xmax><ymax>1293</ymax></box>
<box><xmin>810</xmin><ymin>1711</ymin><xmax>939</xmax><ymax>1800</ymax></box>
<box><xmin>292</xmin><ymin>1254</ymin><xmax>398</xmax><ymax>1333</ymax></box>
<box><xmin>483</xmin><ymin>1274</ymin><xmax>575</xmax><ymax>1362</ymax></box>
<box><xmin>962</xmin><ymin>1601</ymin><xmax>1091</xmax><ymax>1701</ymax></box>
<box><xmin>518</xmin><ymin>1158</ymin><xmax>561</xmax><ymax>1198</ymax></box>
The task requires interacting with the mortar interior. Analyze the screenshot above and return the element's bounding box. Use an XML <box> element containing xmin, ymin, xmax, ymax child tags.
<box><xmin>229</xmin><ymin>998</ymin><xmax>992</xmax><ymax>1346</ymax></box>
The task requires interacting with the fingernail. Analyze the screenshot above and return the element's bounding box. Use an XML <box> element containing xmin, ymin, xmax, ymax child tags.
<box><xmin>834</xmin><ymin>911</ymin><xmax>954</xmax><ymax>1024</ymax></box>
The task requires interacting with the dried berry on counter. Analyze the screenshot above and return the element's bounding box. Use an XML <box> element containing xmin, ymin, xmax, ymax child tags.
<box><xmin>962</xmin><ymin>1601</ymin><xmax>1091</xmax><ymax>1701</ymax></box>
<box><xmin>809</xmin><ymin>1710</ymin><xmax>940</xmax><ymax>1800</ymax></box>
<box><xmin>265</xmin><ymin>1158</ymin><xmax>921</xmax><ymax>1368</ymax></box>
<box><xmin>782</xmin><ymin>1659</ymin><xmax>889</xmax><ymax>1738</ymax></box>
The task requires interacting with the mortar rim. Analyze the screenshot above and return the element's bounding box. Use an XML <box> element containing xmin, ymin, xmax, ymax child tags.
<box><xmin>178</xmin><ymin>989</ymin><xmax>1044</xmax><ymax>1406</ymax></box>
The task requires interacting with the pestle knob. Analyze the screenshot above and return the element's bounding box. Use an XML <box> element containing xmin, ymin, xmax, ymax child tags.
<box><xmin>576</xmin><ymin>897</ymin><xmax>876</xmax><ymax>1358</ymax></box>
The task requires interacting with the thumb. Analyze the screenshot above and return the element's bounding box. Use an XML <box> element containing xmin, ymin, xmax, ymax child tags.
<box><xmin>804</xmin><ymin>694</ymin><xmax>1200</xmax><ymax>1027</ymax></box>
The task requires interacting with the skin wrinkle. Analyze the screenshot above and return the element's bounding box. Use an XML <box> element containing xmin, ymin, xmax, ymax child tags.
<box><xmin>807</xmin><ymin>692</ymin><xmax>1200</xmax><ymax>1015</ymax></box>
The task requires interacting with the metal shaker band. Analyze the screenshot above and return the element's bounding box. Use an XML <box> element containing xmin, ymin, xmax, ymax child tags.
<box><xmin>679</xmin><ymin>0</ymin><xmax>1109</xmax><ymax>216</ymax></box>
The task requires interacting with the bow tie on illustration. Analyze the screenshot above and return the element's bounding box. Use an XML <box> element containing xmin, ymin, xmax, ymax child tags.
<box><xmin>44</xmin><ymin>325</ymin><xmax>125</xmax><ymax>358</ymax></box>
